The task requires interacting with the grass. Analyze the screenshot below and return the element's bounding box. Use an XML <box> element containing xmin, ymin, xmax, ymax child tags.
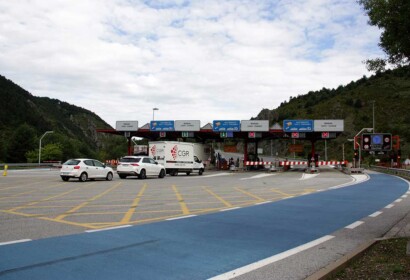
<box><xmin>331</xmin><ymin>238</ymin><xmax>410</xmax><ymax>280</ymax></box>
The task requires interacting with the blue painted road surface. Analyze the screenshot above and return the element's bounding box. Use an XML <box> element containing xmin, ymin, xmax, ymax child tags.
<box><xmin>0</xmin><ymin>174</ymin><xmax>408</xmax><ymax>280</ymax></box>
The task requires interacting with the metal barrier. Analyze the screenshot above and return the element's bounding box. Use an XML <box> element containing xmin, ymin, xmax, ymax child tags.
<box><xmin>0</xmin><ymin>163</ymin><xmax>61</xmax><ymax>169</ymax></box>
<box><xmin>370</xmin><ymin>165</ymin><xmax>410</xmax><ymax>180</ymax></box>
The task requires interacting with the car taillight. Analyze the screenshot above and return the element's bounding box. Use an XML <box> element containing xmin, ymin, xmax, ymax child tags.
<box><xmin>131</xmin><ymin>163</ymin><xmax>139</xmax><ymax>166</ymax></box>
<box><xmin>74</xmin><ymin>166</ymin><xmax>80</xmax><ymax>169</ymax></box>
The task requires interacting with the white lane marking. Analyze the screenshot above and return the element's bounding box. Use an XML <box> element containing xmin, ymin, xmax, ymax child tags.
<box><xmin>197</xmin><ymin>173</ymin><xmax>231</xmax><ymax>178</ymax></box>
<box><xmin>328</xmin><ymin>174</ymin><xmax>369</xmax><ymax>190</ymax></box>
<box><xmin>220</xmin><ymin>207</ymin><xmax>240</xmax><ymax>212</ymax></box>
<box><xmin>299</xmin><ymin>173</ymin><xmax>319</xmax><ymax>180</ymax></box>
<box><xmin>394</xmin><ymin>199</ymin><xmax>403</xmax><ymax>203</ymax></box>
<box><xmin>240</xmin><ymin>174</ymin><xmax>276</xmax><ymax>180</ymax></box>
<box><xmin>0</xmin><ymin>239</ymin><xmax>32</xmax><ymax>246</ymax></box>
<box><xmin>345</xmin><ymin>221</ymin><xmax>364</xmax><ymax>229</ymax></box>
<box><xmin>385</xmin><ymin>204</ymin><xmax>394</xmax><ymax>209</ymax></box>
<box><xmin>402</xmin><ymin>195</ymin><xmax>408</xmax><ymax>198</ymax></box>
<box><xmin>369</xmin><ymin>211</ymin><xmax>383</xmax><ymax>217</ymax></box>
<box><xmin>166</xmin><ymin>215</ymin><xmax>197</xmax><ymax>221</ymax></box>
<box><xmin>208</xmin><ymin>235</ymin><xmax>335</xmax><ymax>280</ymax></box>
<box><xmin>255</xmin><ymin>201</ymin><xmax>271</xmax><ymax>205</ymax></box>
<box><xmin>86</xmin><ymin>225</ymin><xmax>131</xmax><ymax>233</ymax></box>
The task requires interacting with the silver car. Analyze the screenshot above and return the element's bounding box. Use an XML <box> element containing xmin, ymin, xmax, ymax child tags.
<box><xmin>117</xmin><ymin>156</ymin><xmax>166</xmax><ymax>179</ymax></box>
<box><xmin>60</xmin><ymin>159</ymin><xmax>114</xmax><ymax>182</ymax></box>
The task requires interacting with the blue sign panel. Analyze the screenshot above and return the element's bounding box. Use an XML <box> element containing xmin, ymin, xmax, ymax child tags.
<box><xmin>213</xmin><ymin>120</ymin><xmax>241</xmax><ymax>132</ymax></box>
<box><xmin>283</xmin><ymin>120</ymin><xmax>313</xmax><ymax>132</ymax></box>
<box><xmin>150</xmin><ymin>121</ymin><xmax>175</xmax><ymax>131</ymax></box>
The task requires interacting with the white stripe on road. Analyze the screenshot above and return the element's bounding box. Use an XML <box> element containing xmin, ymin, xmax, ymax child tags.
<box><xmin>255</xmin><ymin>201</ymin><xmax>271</xmax><ymax>205</ymax></box>
<box><xmin>369</xmin><ymin>211</ymin><xmax>383</xmax><ymax>217</ymax></box>
<box><xmin>385</xmin><ymin>204</ymin><xmax>394</xmax><ymax>209</ymax></box>
<box><xmin>240</xmin><ymin>174</ymin><xmax>276</xmax><ymax>180</ymax></box>
<box><xmin>86</xmin><ymin>225</ymin><xmax>131</xmax><ymax>233</ymax></box>
<box><xmin>345</xmin><ymin>221</ymin><xmax>364</xmax><ymax>229</ymax></box>
<box><xmin>299</xmin><ymin>173</ymin><xmax>319</xmax><ymax>180</ymax></box>
<box><xmin>197</xmin><ymin>173</ymin><xmax>231</xmax><ymax>178</ymax></box>
<box><xmin>220</xmin><ymin>207</ymin><xmax>240</xmax><ymax>212</ymax></box>
<box><xmin>166</xmin><ymin>215</ymin><xmax>197</xmax><ymax>221</ymax></box>
<box><xmin>0</xmin><ymin>239</ymin><xmax>32</xmax><ymax>246</ymax></box>
<box><xmin>208</xmin><ymin>235</ymin><xmax>335</xmax><ymax>280</ymax></box>
<box><xmin>394</xmin><ymin>199</ymin><xmax>402</xmax><ymax>203</ymax></box>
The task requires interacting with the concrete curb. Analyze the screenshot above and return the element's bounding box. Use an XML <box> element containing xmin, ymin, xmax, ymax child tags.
<box><xmin>305</xmin><ymin>239</ymin><xmax>377</xmax><ymax>280</ymax></box>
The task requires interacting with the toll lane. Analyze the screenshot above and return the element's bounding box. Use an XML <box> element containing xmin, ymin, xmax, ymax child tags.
<box><xmin>0</xmin><ymin>173</ymin><xmax>408</xmax><ymax>280</ymax></box>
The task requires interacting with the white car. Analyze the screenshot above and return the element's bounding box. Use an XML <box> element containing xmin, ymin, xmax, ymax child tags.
<box><xmin>117</xmin><ymin>156</ymin><xmax>166</xmax><ymax>179</ymax></box>
<box><xmin>60</xmin><ymin>159</ymin><xmax>114</xmax><ymax>182</ymax></box>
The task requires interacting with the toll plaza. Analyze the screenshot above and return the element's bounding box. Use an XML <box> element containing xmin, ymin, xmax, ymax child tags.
<box><xmin>97</xmin><ymin>119</ymin><xmax>347</xmax><ymax>171</ymax></box>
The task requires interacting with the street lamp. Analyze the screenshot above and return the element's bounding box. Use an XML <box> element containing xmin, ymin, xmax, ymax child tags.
<box><xmin>38</xmin><ymin>131</ymin><xmax>54</xmax><ymax>165</ymax></box>
<box><xmin>355</xmin><ymin>128</ymin><xmax>373</xmax><ymax>169</ymax></box>
<box><xmin>152</xmin><ymin>108</ymin><xmax>159</xmax><ymax>120</ymax></box>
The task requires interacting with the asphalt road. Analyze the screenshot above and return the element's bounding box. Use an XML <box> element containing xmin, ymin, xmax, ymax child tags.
<box><xmin>0</xmin><ymin>168</ymin><xmax>409</xmax><ymax>279</ymax></box>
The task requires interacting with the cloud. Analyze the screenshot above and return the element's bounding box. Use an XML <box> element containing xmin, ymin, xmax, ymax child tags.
<box><xmin>0</xmin><ymin>0</ymin><xmax>383</xmax><ymax>128</ymax></box>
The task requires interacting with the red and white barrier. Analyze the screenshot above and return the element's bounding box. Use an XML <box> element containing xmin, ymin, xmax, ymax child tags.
<box><xmin>245</xmin><ymin>161</ymin><xmax>273</xmax><ymax>166</ymax></box>
<box><xmin>245</xmin><ymin>161</ymin><xmax>348</xmax><ymax>167</ymax></box>
<box><xmin>279</xmin><ymin>161</ymin><xmax>348</xmax><ymax>166</ymax></box>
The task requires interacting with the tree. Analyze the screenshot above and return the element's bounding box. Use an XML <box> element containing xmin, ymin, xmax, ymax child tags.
<box><xmin>7</xmin><ymin>124</ymin><xmax>38</xmax><ymax>163</ymax></box>
<box><xmin>359</xmin><ymin>0</ymin><xmax>410</xmax><ymax>71</ymax></box>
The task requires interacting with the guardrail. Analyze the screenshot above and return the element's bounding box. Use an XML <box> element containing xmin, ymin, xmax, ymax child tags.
<box><xmin>0</xmin><ymin>163</ymin><xmax>61</xmax><ymax>169</ymax></box>
<box><xmin>370</xmin><ymin>165</ymin><xmax>410</xmax><ymax>180</ymax></box>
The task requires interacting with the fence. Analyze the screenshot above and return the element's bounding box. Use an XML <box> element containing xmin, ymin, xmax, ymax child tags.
<box><xmin>370</xmin><ymin>165</ymin><xmax>410</xmax><ymax>180</ymax></box>
<box><xmin>0</xmin><ymin>162</ymin><xmax>62</xmax><ymax>169</ymax></box>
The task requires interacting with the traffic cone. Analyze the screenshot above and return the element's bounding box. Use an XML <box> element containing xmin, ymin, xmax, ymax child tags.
<box><xmin>3</xmin><ymin>165</ymin><xmax>8</xmax><ymax>176</ymax></box>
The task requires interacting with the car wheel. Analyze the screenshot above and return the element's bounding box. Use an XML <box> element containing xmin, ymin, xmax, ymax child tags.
<box><xmin>159</xmin><ymin>169</ymin><xmax>165</xmax><ymax>178</ymax></box>
<box><xmin>119</xmin><ymin>174</ymin><xmax>127</xmax><ymax>179</ymax></box>
<box><xmin>61</xmin><ymin>176</ymin><xmax>69</xmax><ymax>181</ymax></box>
<box><xmin>199</xmin><ymin>169</ymin><xmax>204</xmax><ymax>176</ymax></box>
<box><xmin>106</xmin><ymin>172</ymin><xmax>113</xmax><ymax>181</ymax></box>
<box><xmin>79</xmin><ymin>172</ymin><xmax>88</xmax><ymax>182</ymax></box>
<box><xmin>139</xmin><ymin>169</ymin><xmax>146</xmax><ymax>179</ymax></box>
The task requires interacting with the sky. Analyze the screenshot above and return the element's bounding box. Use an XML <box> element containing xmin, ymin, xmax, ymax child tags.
<box><xmin>0</xmin><ymin>0</ymin><xmax>383</xmax><ymax>129</ymax></box>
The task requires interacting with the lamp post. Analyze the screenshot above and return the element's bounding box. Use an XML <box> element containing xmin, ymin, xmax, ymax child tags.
<box><xmin>371</xmin><ymin>100</ymin><xmax>375</xmax><ymax>133</ymax></box>
<box><xmin>38</xmin><ymin>131</ymin><xmax>54</xmax><ymax>165</ymax></box>
<box><xmin>355</xmin><ymin>128</ymin><xmax>373</xmax><ymax>169</ymax></box>
<box><xmin>152</xmin><ymin>108</ymin><xmax>159</xmax><ymax>120</ymax></box>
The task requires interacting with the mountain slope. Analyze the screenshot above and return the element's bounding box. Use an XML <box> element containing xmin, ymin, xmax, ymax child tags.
<box><xmin>0</xmin><ymin>75</ymin><xmax>125</xmax><ymax>163</ymax></box>
<box><xmin>255</xmin><ymin>66</ymin><xmax>410</xmax><ymax>161</ymax></box>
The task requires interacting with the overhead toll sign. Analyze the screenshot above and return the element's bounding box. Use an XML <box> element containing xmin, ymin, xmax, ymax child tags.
<box><xmin>283</xmin><ymin>120</ymin><xmax>313</xmax><ymax>132</ymax></box>
<box><xmin>150</xmin><ymin>121</ymin><xmax>175</xmax><ymax>131</ymax></box>
<box><xmin>241</xmin><ymin>120</ymin><xmax>269</xmax><ymax>132</ymax></box>
<box><xmin>213</xmin><ymin>120</ymin><xmax>240</xmax><ymax>132</ymax></box>
<box><xmin>116</xmin><ymin>121</ymin><xmax>138</xmax><ymax>131</ymax></box>
<box><xmin>174</xmin><ymin>120</ymin><xmax>200</xmax><ymax>132</ymax></box>
<box><xmin>314</xmin><ymin>120</ymin><xmax>344</xmax><ymax>132</ymax></box>
<box><xmin>362</xmin><ymin>133</ymin><xmax>392</xmax><ymax>151</ymax></box>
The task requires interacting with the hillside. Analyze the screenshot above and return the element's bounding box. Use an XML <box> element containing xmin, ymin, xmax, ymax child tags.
<box><xmin>255</xmin><ymin>66</ymin><xmax>410</xmax><ymax>163</ymax></box>
<box><xmin>0</xmin><ymin>75</ymin><xmax>126</xmax><ymax>163</ymax></box>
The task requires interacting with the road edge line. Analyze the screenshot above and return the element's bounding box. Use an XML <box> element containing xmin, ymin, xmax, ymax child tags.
<box><xmin>208</xmin><ymin>235</ymin><xmax>334</xmax><ymax>280</ymax></box>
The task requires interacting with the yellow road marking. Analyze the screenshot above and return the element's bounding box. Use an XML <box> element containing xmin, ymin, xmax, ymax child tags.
<box><xmin>203</xmin><ymin>187</ymin><xmax>232</xmax><ymax>207</ymax></box>
<box><xmin>39</xmin><ymin>217</ymin><xmax>98</xmax><ymax>229</ymax></box>
<box><xmin>271</xmin><ymin>188</ymin><xmax>295</xmax><ymax>197</ymax></box>
<box><xmin>0</xmin><ymin>182</ymin><xmax>67</xmax><ymax>201</ymax></box>
<box><xmin>9</xmin><ymin>187</ymin><xmax>82</xmax><ymax>212</ymax></box>
<box><xmin>172</xmin><ymin>185</ymin><xmax>190</xmax><ymax>215</ymax></box>
<box><xmin>54</xmin><ymin>182</ymin><xmax>122</xmax><ymax>221</ymax></box>
<box><xmin>234</xmin><ymin>187</ymin><xmax>265</xmax><ymax>201</ymax></box>
<box><xmin>120</xmin><ymin>183</ymin><xmax>148</xmax><ymax>223</ymax></box>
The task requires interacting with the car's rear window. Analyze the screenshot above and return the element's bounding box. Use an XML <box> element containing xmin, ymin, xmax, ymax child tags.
<box><xmin>63</xmin><ymin>159</ymin><xmax>80</xmax><ymax>165</ymax></box>
<box><xmin>119</xmin><ymin>157</ymin><xmax>141</xmax><ymax>163</ymax></box>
